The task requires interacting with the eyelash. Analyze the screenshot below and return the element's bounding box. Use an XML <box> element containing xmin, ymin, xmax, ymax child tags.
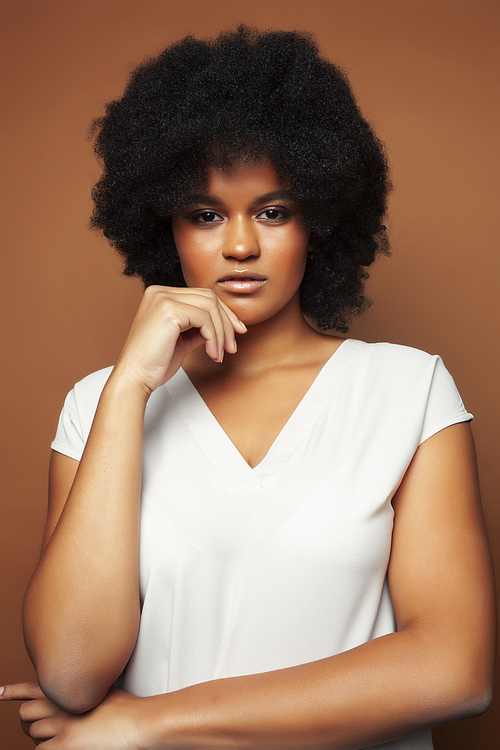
<box><xmin>189</xmin><ymin>207</ymin><xmax>290</xmax><ymax>224</ymax></box>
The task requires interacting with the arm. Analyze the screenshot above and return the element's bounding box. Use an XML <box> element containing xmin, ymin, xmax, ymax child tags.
<box><xmin>137</xmin><ymin>422</ymin><xmax>495</xmax><ymax>749</ymax></box>
<box><xmin>11</xmin><ymin>421</ymin><xmax>495</xmax><ymax>748</ymax></box>
<box><xmin>22</xmin><ymin>286</ymin><xmax>244</xmax><ymax>714</ymax></box>
<box><xmin>23</xmin><ymin>378</ymin><xmax>145</xmax><ymax>713</ymax></box>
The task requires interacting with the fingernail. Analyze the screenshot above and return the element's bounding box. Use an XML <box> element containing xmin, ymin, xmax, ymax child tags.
<box><xmin>0</xmin><ymin>687</ymin><xmax>5</xmax><ymax>697</ymax></box>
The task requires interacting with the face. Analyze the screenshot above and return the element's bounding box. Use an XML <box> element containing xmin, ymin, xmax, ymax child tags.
<box><xmin>171</xmin><ymin>162</ymin><xmax>310</xmax><ymax>327</ymax></box>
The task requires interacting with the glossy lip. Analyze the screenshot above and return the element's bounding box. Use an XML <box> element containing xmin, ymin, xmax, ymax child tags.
<box><xmin>217</xmin><ymin>278</ymin><xmax>266</xmax><ymax>293</ymax></box>
<box><xmin>217</xmin><ymin>271</ymin><xmax>267</xmax><ymax>293</ymax></box>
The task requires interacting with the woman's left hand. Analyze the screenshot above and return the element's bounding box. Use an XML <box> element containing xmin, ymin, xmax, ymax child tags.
<box><xmin>0</xmin><ymin>681</ymin><xmax>143</xmax><ymax>749</ymax></box>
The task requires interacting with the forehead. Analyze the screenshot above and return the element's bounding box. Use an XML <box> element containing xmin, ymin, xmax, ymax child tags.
<box><xmin>203</xmin><ymin>161</ymin><xmax>284</xmax><ymax>200</ymax></box>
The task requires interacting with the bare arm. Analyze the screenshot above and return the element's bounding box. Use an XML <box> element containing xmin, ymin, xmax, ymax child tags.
<box><xmin>23</xmin><ymin>378</ymin><xmax>146</xmax><ymax>713</ymax></box>
<box><xmin>22</xmin><ymin>286</ymin><xmax>245</xmax><ymax>714</ymax></box>
<box><xmin>10</xmin><ymin>421</ymin><xmax>495</xmax><ymax>748</ymax></box>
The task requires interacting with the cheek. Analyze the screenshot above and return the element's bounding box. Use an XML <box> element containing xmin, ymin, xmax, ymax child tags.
<box><xmin>282</xmin><ymin>232</ymin><xmax>310</xmax><ymax>280</ymax></box>
<box><xmin>171</xmin><ymin>227</ymin><xmax>205</xmax><ymax>286</ymax></box>
<box><xmin>177</xmin><ymin>254</ymin><xmax>204</xmax><ymax>287</ymax></box>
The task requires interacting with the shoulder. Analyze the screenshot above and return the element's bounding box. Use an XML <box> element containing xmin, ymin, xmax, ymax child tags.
<box><xmin>349</xmin><ymin>338</ymin><xmax>459</xmax><ymax>389</ymax></box>
<box><xmin>348</xmin><ymin>339</ymin><xmax>447</xmax><ymax>388</ymax></box>
<box><xmin>353</xmin><ymin>340</ymin><xmax>440</xmax><ymax>369</ymax></box>
<box><xmin>342</xmin><ymin>339</ymin><xmax>443</xmax><ymax>386</ymax></box>
<box><xmin>346</xmin><ymin>340</ymin><xmax>471</xmax><ymax>443</ymax></box>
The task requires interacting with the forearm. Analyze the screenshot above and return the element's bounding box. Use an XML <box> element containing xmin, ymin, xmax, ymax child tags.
<box><xmin>1</xmin><ymin>625</ymin><xmax>492</xmax><ymax>750</ymax></box>
<box><xmin>139</xmin><ymin>628</ymin><xmax>492</xmax><ymax>750</ymax></box>
<box><xmin>23</xmin><ymin>372</ymin><xmax>148</xmax><ymax>712</ymax></box>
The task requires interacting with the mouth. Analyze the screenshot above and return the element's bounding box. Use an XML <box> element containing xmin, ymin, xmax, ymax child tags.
<box><xmin>217</xmin><ymin>271</ymin><xmax>266</xmax><ymax>293</ymax></box>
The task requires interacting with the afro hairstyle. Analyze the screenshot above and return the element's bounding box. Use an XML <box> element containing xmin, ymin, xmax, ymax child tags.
<box><xmin>91</xmin><ymin>25</ymin><xmax>390</xmax><ymax>331</ymax></box>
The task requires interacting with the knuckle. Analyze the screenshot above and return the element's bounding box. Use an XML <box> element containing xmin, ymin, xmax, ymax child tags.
<box><xmin>158</xmin><ymin>300</ymin><xmax>175</xmax><ymax>318</ymax></box>
<box><xmin>195</xmin><ymin>288</ymin><xmax>217</xmax><ymax>303</ymax></box>
<box><xmin>18</xmin><ymin>702</ymin><xmax>28</xmax><ymax>720</ymax></box>
<box><xmin>165</xmin><ymin>313</ymin><xmax>183</xmax><ymax>331</ymax></box>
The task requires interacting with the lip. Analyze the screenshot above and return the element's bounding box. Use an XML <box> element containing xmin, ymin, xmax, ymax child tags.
<box><xmin>217</xmin><ymin>271</ymin><xmax>266</xmax><ymax>293</ymax></box>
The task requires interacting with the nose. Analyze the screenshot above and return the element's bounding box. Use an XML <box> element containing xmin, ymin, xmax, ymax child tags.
<box><xmin>222</xmin><ymin>216</ymin><xmax>260</xmax><ymax>260</ymax></box>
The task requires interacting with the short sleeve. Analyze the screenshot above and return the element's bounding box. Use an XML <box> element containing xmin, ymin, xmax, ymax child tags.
<box><xmin>51</xmin><ymin>387</ymin><xmax>85</xmax><ymax>460</ymax></box>
<box><xmin>419</xmin><ymin>356</ymin><xmax>473</xmax><ymax>445</ymax></box>
<box><xmin>50</xmin><ymin>366</ymin><xmax>114</xmax><ymax>461</ymax></box>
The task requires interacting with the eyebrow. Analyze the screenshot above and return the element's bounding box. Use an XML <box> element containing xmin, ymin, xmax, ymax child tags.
<box><xmin>181</xmin><ymin>189</ymin><xmax>295</xmax><ymax>207</ymax></box>
<box><xmin>254</xmin><ymin>190</ymin><xmax>295</xmax><ymax>204</ymax></box>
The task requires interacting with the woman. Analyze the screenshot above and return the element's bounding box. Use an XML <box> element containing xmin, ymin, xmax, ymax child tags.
<box><xmin>1</xmin><ymin>26</ymin><xmax>495</xmax><ymax>749</ymax></box>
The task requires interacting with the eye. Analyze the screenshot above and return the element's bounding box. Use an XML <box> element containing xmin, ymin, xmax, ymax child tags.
<box><xmin>190</xmin><ymin>210</ymin><xmax>223</xmax><ymax>224</ymax></box>
<box><xmin>257</xmin><ymin>208</ymin><xmax>289</xmax><ymax>221</ymax></box>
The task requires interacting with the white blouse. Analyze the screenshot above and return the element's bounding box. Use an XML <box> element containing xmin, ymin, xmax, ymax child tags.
<box><xmin>52</xmin><ymin>339</ymin><xmax>472</xmax><ymax>750</ymax></box>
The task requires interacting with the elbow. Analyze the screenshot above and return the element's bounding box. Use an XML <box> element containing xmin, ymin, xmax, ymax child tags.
<box><xmin>25</xmin><ymin>628</ymin><xmax>128</xmax><ymax>714</ymax></box>
<box><xmin>457</xmin><ymin>642</ymin><xmax>496</xmax><ymax>719</ymax></box>
<box><xmin>452</xmin><ymin>678</ymin><xmax>494</xmax><ymax>721</ymax></box>
<box><xmin>412</xmin><ymin>619</ymin><xmax>497</xmax><ymax>724</ymax></box>
<box><xmin>36</xmin><ymin>665</ymin><xmax>113</xmax><ymax>714</ymax></box>
<box><xmin>437</xmin><ymin>662</ymin><xmax>495</xmax><ymax>723</ymax></box>
<box><xmin>38</xmin><ymin>677</ymin><xmax>109</xmax><ymax>714</ymax></box>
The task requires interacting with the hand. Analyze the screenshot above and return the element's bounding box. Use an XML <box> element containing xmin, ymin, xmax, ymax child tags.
<box><xmin>1</xmin><ymin>681</ymin><xmax>48</xmax><ymax>744</ymax></box>
<box><xmin>113</xmin><ymin>285</ymin><xmax>247</xmax><ymax>396</ymax></box>
<box><xmin>1</xmin><ymin>681</ymin><xmax>144</xmax><ymax>749</ymax></box>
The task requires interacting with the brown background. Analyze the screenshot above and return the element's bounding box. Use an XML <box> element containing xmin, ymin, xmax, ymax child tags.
<box><xmin>1</xmin><ymin>0</ymin><xmax>498</xmax><ymax>747</ymax></box>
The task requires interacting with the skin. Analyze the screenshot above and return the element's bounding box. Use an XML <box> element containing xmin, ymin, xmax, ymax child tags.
<box><xmin>0</xmin><ymin>162</ymin><xmax>496</xmax><ymax>749</ymax></box>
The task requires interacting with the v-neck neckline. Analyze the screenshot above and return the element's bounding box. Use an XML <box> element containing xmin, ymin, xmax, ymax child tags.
<box><xmin>164</xmin><ymin>338</ymin><xmax>363</xmax><ymax>488</ymax></box>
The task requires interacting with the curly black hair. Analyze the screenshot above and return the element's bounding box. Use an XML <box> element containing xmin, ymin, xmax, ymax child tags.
<box><xmin>91</xmin><ymin>25</ymin><xmax>390</xmax><ymax>331</ymax></box>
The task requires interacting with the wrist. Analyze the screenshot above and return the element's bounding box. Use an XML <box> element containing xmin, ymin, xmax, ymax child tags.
<box><xmin>134</xmin><ymin>690</ymin><xmax>217</xmax><ymax>750</ymax></box>
<box><xmin>134</xmin><ymin>694</ymin><xmax>181</xmax><ymax>750</ymax></box>
<box><xmin>104</xmin><ymin>367</ymin><xmax>153</xmax><ymax>407</ymax></box>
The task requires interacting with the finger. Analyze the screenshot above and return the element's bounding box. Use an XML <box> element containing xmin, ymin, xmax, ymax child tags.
<box><xmin>197</xmin><ymin>292</ymin><xmax>226</xmax><ymax>361</ymax></box>
<box><xmin>212</xmin><ymin>296</ymin><xmax>248</xmax><ymax>356</ymax></box>
<box><xmin>179</xmin><ymin>290</ymin><xmax>232</xmax><ymax>360</ymax></box>
<box><xmin>215</xmin><ymin>295</ymin><xmax>248</xmax><ymax>335</ymax></box>
<box><xmin>142</xmin><ymin>286</ymin><xmax>244</xmax><ymax>365</ymax></box>
<box><xmin>178</xmin><ymin>327</ymin><xmax>206</xmax><ymax>355</ymax></box>
<box><xmin>218</xmin><ymin>303</ymin><xmax>244</xmax><ymax>355</ymax></box>
<box><xmin>191</xmin><ymin>291</ymin><xmax>243</xmax><ymax>356</ymax></box>
<box><xmin>20</xmin><ymin>716</ymin><xmax>35</xmax><ymax>739</ymax></box>
<box><xmin>163</xmin><ymin>302</ymin><xmax>217</xmax><ymax>362</ymax></box>
<box><xmin>165</xmin><ymin>286</ymin><xmax>247</xmax><ymax>337</ymax></box>
<box><xmin>29</xmin><ymin>716</ymin><xmax>58</xmax><ymax>742</ymax></box>
<box><xmin>0</xmin><ymin>681</ymin><xmax>43</xmax><ymax>701</ymax></box>
<box><xmin>196</xmin><ymin>305</ymin><xmax>225</xmax><ymax>362</ymax></box>
<box><xmin>215</xmin><ymin>304</ymin><xmax>237</xmax><ymax>357</ymax></box>
<box><xmin>19</xmin><ymin>697</ymin><xmax>58</xmax><ymax>723</ymax></box>
<box><xmin>19</xmin><ymin>696</ymin><xmax>60</xmax><ymax>741</ymax></box>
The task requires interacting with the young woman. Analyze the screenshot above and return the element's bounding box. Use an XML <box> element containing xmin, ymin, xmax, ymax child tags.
<box><xmin>1</xmin><ymin>26</ymin><xmax>495</xmax><ymax>750</ymax></box>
